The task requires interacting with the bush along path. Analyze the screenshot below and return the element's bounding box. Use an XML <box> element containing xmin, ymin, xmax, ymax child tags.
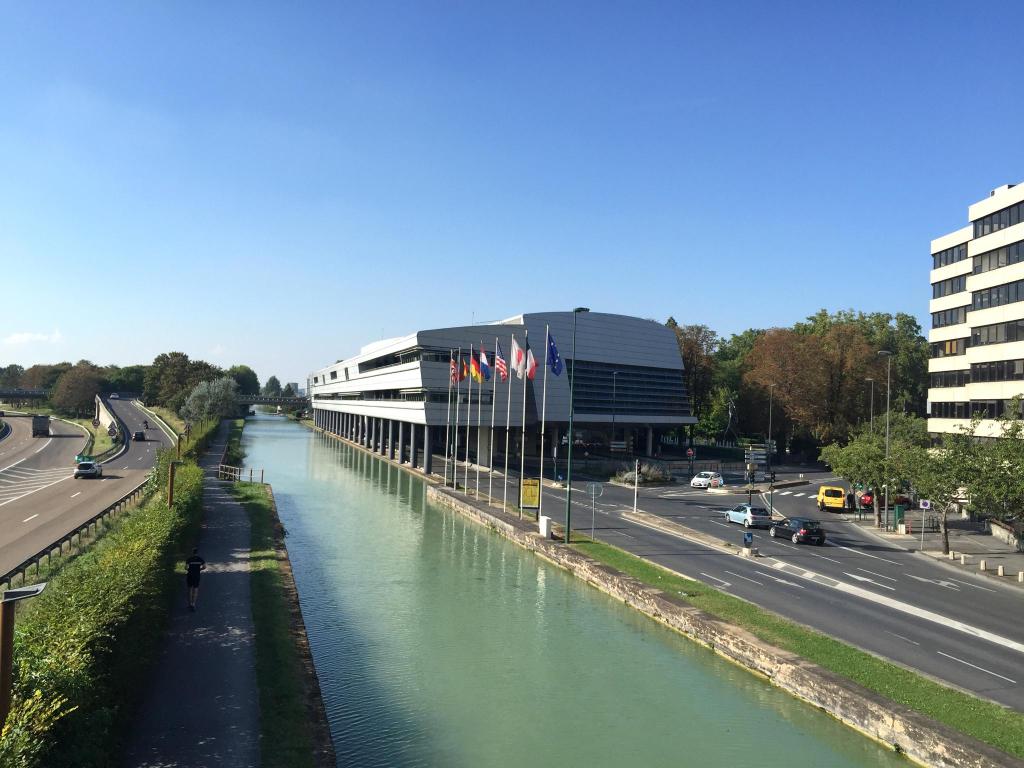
<box><xmin>123</xmin><ymin>421</ymin><xmax>260</xmax><ymax>768</ymax></box>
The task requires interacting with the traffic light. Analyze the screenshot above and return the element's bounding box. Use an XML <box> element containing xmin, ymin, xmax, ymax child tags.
<box><xmin>770</xmin><ymin>471</ymin><xmax>777</xmax><ymax>483</ymax></box>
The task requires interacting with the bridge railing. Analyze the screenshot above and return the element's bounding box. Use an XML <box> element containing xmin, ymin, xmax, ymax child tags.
<box><xmin>217</xmin><ymin>464</ymin><xmax>266</xmax><ymax>484</ymax></box>
<box><xmin>1</xmin><ymin>479</ymin><xmax>150</xmax><ymax>589</ymax></box>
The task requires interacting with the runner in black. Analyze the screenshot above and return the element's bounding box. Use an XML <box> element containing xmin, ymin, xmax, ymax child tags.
<box><xmin>185</xmin><ymin>548</ymin><xmax>206</xmax><ymax>611</ymax></box>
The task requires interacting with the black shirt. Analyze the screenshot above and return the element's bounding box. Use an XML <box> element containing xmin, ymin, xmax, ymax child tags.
<box><xmin>186</xmin><ymin>555</ymin><xmax>205</xmax><ymax>579</ymax></box>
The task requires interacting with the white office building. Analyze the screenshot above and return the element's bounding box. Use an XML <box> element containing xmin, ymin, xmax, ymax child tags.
<box><xmin>929</xmin><ymin>182</ymin><xmax>1024</xmax><ymax>438</ymax></box>
<box><xmin>309</xmin><ymin>311</ymin><xmax>695</xmax><ymax>476</ymax></box>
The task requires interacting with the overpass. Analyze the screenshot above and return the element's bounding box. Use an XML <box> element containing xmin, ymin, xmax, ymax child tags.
<box><xmin>236</xmin><ymin>394</ymin><xmax>309</xmax><ymax>407</ymax></box>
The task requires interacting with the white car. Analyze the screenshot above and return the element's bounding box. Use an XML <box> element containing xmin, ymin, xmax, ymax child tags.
<box><xmin>690</xmin><ymin>471</ymin><xmax>723</xmax><ymax>489</ymax></box>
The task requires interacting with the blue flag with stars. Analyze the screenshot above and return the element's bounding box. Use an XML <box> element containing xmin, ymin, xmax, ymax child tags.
<box><xmin>547</xmin><ymin>333</ymin><xmax>563</xmax><ymax>376</ymax></box>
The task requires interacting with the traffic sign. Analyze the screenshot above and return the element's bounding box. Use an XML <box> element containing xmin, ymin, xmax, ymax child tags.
<box><xmin>107</xmin><ymin>426</ymin><xmax>116</xmax><ymax>437</ymax></box>
<box><xmin>686</xmin><ymin>448</ymin><xmax>694</xmax><ymax>459</ymax></box>
<box><xmin>586</xmin><ymin>482</ymin><xmax>604</xmax><ymax>498</ymax></box>
<box><xmin>919</xmin><ymin>499</ymin><xmax>931</xmax><ymax>510</ymax></box>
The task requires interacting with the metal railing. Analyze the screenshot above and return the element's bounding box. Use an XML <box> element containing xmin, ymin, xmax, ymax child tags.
<box><xmin>1</xmin><ymin>480</ymin><xmax>150</xmax><ymax>589</ymax></box>
<box><xmin>217</xmin><ymin>464</ymin><xmax>266</xmax><ymax>484</ymax></box>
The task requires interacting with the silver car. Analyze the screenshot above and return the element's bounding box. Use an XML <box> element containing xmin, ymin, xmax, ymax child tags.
<box><xmin>74</xmin><ymin>461</ymin><xmax>103</xmax><ymax>479</ymax></box>
<box><xmin>723</xmin><ymin>503</ymin><xmax>772</xmax><ymax>528</ymax></box>
<box><xmin>690</xmin><ymin>471</ymin><xmax>723</xmax><ymax>488</ymax></box>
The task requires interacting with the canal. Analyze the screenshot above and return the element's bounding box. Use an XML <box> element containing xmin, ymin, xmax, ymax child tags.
<box><xmin>241</xmin><ymin>414</ymin><xmax>905</xmax><ymax>767</ymax></box>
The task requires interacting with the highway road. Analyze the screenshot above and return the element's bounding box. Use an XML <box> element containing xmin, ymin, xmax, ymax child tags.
<box><xmin>466</xmin><ymin>467</ymin><xmax>1024</xmax><ymax>711</ymax></box>
<box><xmin>1</xmin><ymin>413</ymin><xmax>88</xmax><ymax>507</ymax></box>
<box><xmin>0</xmin><ymin>399</ymin><xmax>173</xmax><ymax>577</ymax></box>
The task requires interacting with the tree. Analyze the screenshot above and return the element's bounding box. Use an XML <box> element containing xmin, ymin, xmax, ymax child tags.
<box><xmin>228</xmin><ymin>365</ymin><xmax>260</xmax><ymax>396</ymax></box>
<box><xmin>144</xmin><ymin>352</ymin><xmax>222</xmax><ymax>413</ymax></box>
<box><xmin>900</xmin><ymin>432</ymin><xmax>973</xmax><ymax>555</ymax></box>
<box><xmin>51</xmin><ymin>361</ymin><xmax>104</xmax><ymax>417</ymax></box>
<box><xmin>0</xmin><ymin>364</ymin><xmax>24</xmax><ymax>389</ymax></box>
<box><xmin>263</xmin><ymin>376</ymin><xmax>282</xmax><ymax>397</ymax></box>
<box><xmin>180</xmin><ymin>377</ymin><xmax>239</xmax><ymax>423</ymax></box>
<box><xmin>666</xmin><ymin>319</ymin><xmax>717</xmax><ymax>425</ymax></box>
<box><xmin>20</xmin><ymin>363</ymin><xmax>71</xmax><ymax>391</ymax></box>
<box><xmin>104</xmin><ymin>364</ymin><xmax>147</xmax><ymax>394</ymax></box>
<box><xmin>282</xmin><ymin>382</ymin><xmax>295</xmax><ymax>397</ymax></box>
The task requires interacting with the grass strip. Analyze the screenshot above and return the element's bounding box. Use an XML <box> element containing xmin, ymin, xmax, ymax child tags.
<box><xmin>230</xmin><ymin>481</ymin><xmax>318</xmax><ymax>768</ymax></box>
<box><xmin>571</xmin><ymin>537</ymin><xmax>1024</xmax><ymax>759</ymax></box>
<box><xmin>224</xmin><ymin>418</ymin><xmax>246</xmax><ymax>466</ymax></box>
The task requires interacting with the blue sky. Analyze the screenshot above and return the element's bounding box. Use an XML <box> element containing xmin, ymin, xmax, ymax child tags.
<box><xmin>1</xmin><ymin>1</ymin><xmax>1021</xmax><ymax>386</ymax></box>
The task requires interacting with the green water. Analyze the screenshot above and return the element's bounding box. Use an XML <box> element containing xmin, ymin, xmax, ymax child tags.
<box><xmin>242</xmin><ymin>414</ymin><xmax>905</xmax><ymax>767</ymax></box>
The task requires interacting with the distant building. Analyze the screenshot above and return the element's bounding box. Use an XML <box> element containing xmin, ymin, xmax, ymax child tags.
<box><xmin>928</xmin><ymin>182</ymin><xmax>1024</xmax><ymax>438</ymax></box>
<box><xmin>286</xmin><ymin>382</ymin><xmax>301</xmax><ymax>394</ymax></box>
<box><xmin>309</xmin><ymin>311</ymin><xmax>695</xmax><ymax>475</ymax></box>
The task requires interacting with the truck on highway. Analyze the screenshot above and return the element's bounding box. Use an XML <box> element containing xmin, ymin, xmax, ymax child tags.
<box><xmin>31</xmin><ymin>414</ymin><xmax>50</xmax><ymax>437</ymax></box>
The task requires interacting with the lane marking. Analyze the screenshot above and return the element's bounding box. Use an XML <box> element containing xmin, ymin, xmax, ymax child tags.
<box><xmin>858</xmin><ymin>567</ymin><xmax>898</xmax><ymax>582</ymax></box>
<box><xmin>792</xmin><ymin>493</ymin><xmax>804</xmax><ymax>497</ymax></box>
<box><xmin>699</xmin><ymin>572</ymin><xmax>731</xmax><ymax>587</ymax></box>
<box><xmin>844</xmin><ymin>572</ymin><xmax>896</xmax><ymax>591</ymax></box>
<box><xmin>906</xmin><ymin>574</ymin><xmax>960</xmax><ymax>590</ymax></box>
<box><xmin>948</xmin><ymin>577</ymin><xmax>998</xmax><ymax>594</ymax></box>
<box><xmin>885</xmin><ymin>631</ymin><xmax>920</xmax><ymax>646</ymax></box>
<box><xmin>834</xmin><ymin>545</ymin><xmax>902</xmax><ymax>565</ymax></box>
<box><xmin>34</xmin><ymin>437</ymin><xmax>54</xmax><ymax>453</ymax></box>
<box><xmin>724</xmin><ymin>569</ymin><xmax>764</xmax><ymax>586</ymax></box>
<box><xmin>0</xmin><ymin>458</ymin><xmax>27</xmax><ymax>472</ymax></box>
<box><xmin>22</xmin><ymin>514</ymin><xmax>38</xmax><ymax>522</ymax></box>
<box><xmin>936</xmin><ymin>651</ymin><xmax>1016</xmax><ymax>684</ymax></box>
<box><xmin>70</xmin><ymin>491</ymin><xmax>82</xmax><ymax>498</ymax></box>
<box><xmin>809</xmin><ymin>552</ymin><xmax>842</xmax><ymax>563</ymax></box>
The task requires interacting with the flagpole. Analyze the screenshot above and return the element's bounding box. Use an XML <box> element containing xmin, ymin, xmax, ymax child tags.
<box><xmin>453</xmin><ymin>347</ymin><xmax>462</xmax><ymax>488</ymax></box>
<box><xmin>488</xmin><ymin>335</ymin><xmax>498</xmax><ymax>505</ymax></box>
<box><xmin>475</xmin><ymin>343</ymin><xmax>483</xmax><ymax>499</ymax></box>
<box><xmin>444</xmin><ymin>348</ymin><xmax>453</xmax><ymax>486</ymax></box>
<box><xmin>465</xmin><ymin>343</ymin><xmax>473</xmax><ymax>494</ymax></box>
<box><xmin>504</xmin><ymin>333</ymin><xmax>514</xmax><ymax>514</ymax></box>
<box><xmin>519</xmin><ymin>329</ymin><xmax>529</xmax><ymax>518</ymax></box>
<box><xmin>538</xmin><ymin>325</ymin><xmax>550</xmax><ymax>519</ymax></box>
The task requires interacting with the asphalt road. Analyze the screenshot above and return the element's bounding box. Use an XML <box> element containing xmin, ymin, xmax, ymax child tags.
<box><xmin>462</xmin><ymin>466</ymin><xmax>1024</xmax><ymax>711</ymax></box>
<box><xmin>0</xmin><ymin>400</ymin><xmax>173</xmax><ymax>577</ymax></box>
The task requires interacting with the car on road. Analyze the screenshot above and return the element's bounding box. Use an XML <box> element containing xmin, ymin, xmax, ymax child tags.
<box><xmin>723</xmin><ymin>503</ymin><xmax>773</xmax><ymax>528</ymax></box>
<box><xmin>859</xmin><ymin>491</ymin><xmax>874</xmax><ymax>508</ymax></box>
<box><xmin>74</xmin><ymin>461</ymin><xmax>102</xmax><ymax>479</ymax></box>
<box><xmin>109</xmin><ymin>392</ymin><xmax>119</xmax><ymax>399</ymax></box>
<box><xmin>690</xmin><ymin>471</ymin><xmax>724</xmax><ymax>488</ymax></box>
<box><xmin>816</xmin><ymin>485</ymin><xmax>847</xmax><ymax>512</ymax></box>
<box><xmin>769</xmin><ymin>516</ymin><xmax>826</xmax><ymax>545</ymax></box>
<box><xmin>133</xmin><ymin>430</ymin><xmax>146</xmax><ymax>441</ymax></box>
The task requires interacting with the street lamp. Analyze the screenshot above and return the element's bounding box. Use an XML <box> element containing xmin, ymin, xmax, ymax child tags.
<box><xmin>168</xmin><ymin>460</ymin><xmax>184</xmax><ymax>506</ymax></box>
<box><xmin>1</xmin><ymin>583</ymin><xmax>47</xmax><ymax>726</ymax></box>
<box><xmin>865</xmin><ymin>378</ymin><xmax>875</xmax><ymax>433</ymax></box>
<box><xmin>564</xmin><ymin>307</ymin><xmax>590</xmax><ymax>544</ymax></box>
<box><xmin>878</xmin><ymin>351</ymin><xmax>893</xmax><ymax>529</ymax></box>
<box><xmin>767</xmin><ymin>383</ymin><xmax>776</xmax><ymax>517</ymax></box>
<box><xmin>611</xmin><ymin>371</ymin><xmax>621</xmax><ymax>448</ymax></box>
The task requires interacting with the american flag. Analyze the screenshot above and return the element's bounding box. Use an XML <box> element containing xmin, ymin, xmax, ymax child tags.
<box><xmin>494</xmin><ymin>340</ymin><xmax>508</xmax><ymax>381</ymax></box>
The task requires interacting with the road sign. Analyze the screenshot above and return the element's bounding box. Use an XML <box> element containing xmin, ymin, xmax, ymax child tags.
<box><xmin>107</xmin><ymin>426</ymin><xmax>116</xmax><ymax>437</ymax></box>
<box><xmin>520</xmin><ymin>478</ymin><xmax>540</xmax><ymax>509</ymax></box>
<box><xmin>919</xmin><ymin>499</ymin><xmax>931</xmax><ymax>510</ymax></box>
<box><xmin>686</xmin><ymin>448</ymin><xmax>694</xmax><ymax>459</ymax></box>
<box><xmin>586</xmin><ymin>482</ymin><xmax>604</xmax><ymax>498</ymax></box>
<box><xmin>743</xmin><ymin>531</ymin><xmax>753</xmax><ymax>548</ymax></box>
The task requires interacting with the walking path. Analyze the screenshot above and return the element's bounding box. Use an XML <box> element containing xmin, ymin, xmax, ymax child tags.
<box><xmin>124</xmin><ymin>421</ymin><xmax>260</xmax><ymax>767</ymax></box>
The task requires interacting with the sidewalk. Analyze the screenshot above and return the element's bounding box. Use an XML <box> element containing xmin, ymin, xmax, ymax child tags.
<box><xmin>123</xmin><ymin>421</ymin><xmax>260</xmax><ymax>767</ymax></box>
<box><xmin>845</xmin><ymin>510</ymin><xmax>1024</xmax><ymax>589</ymax></box>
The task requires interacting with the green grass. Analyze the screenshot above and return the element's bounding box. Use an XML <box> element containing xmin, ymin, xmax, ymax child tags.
<box><xmin>570</xmin><ymin>537</ymin><xmax>1024</xmax><ymax>759</ymax></box>
<box><xmin>147</xmin><ymin>406</ymin><xmax>185</xmax><ymax>435</ymax></box>
<box><xmin>230</xmin><ymin>481</ymin><xmax>318</xmax><ymax>768</ymax></box>
<box><xmin>223</xmin><ymin>418</ymin><xmax>246</xmax><ymax>466</ymax></box>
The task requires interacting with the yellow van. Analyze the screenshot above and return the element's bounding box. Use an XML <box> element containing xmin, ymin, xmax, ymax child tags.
<box><xmin>816</xmin><ymin>485</ymin><xmax>847</xmax><ymax>512</ymax></box>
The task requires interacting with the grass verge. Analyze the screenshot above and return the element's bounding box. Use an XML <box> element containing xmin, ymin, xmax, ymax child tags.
<box><xmin>224</xmin><ymin>418</ymin><xmax>246</xmax><ymax>466</ymax></box>
<box><xmin>570</xmin><ymin>536</ymin><xmax>1024</xmax><ymax>759</ymax></box>
<box><xmin>230</xmin><ymin>481</ymin><xmax>320</xmax><ymax>768</ymax></box>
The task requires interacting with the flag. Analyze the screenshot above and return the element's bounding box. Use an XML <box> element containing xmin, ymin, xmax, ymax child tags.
<box><xmin>511</xmin><ymin>335</ymin><xmax>525</xmax><ymax>379</ymax></box>
<box><xmin>494</xmin><ymin>341</ymin><xmax>508</xmax><ymax>381</ymax></box>
<box><xmin>547</xmin><ymin>333</ymin><xmax>563</xmax><ymax>376</ymax></box>
<box><xmin>470</xmin><ymin>354</ymin><xmax>483</xmax><ymax>383</ymax></box>
<box><xmin>524</xmin><ymin>337</ymin><xmax>537</xmax><ymax>381</ymax></box>
<box><xmin>479</xmin><ymin>345</ymin><xmax>491</xmax><ymax>381</ymax></box>
<box><xmin>461</xmin><ymin>358</ymin><xmax>469</xmax><ymax>381</ymax></box>
<box><xmin>450</xmin><ymin>352</ymin><xmax>458</xmax><ymax>385</ymax></box>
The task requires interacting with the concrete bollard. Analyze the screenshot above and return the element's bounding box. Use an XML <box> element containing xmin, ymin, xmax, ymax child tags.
<box><xmin>997</xmin><ymin>565</ymin><xmax>1005</xmax><ymax>577</ymax></box>
<box><xmin>948</xmin><ymin>551</ymin><xmax>955</xmax><ymax>560</ymax></box>
<box><xmin>979</xmin><ymin>559</ymin><xmax>986</xmax><ymax>572</ymax></box>
<box><xmin>960</xmin><ymin>554</ymin><xmax>967</xmax><ymax>565</ymax></box>
<box><xmin>1019</xmin><ymin>571</ymin><xmax>1024</xmax><ymax>583</ymax></box>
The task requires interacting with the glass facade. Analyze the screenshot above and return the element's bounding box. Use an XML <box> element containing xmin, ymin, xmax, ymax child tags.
<box><xmin>930</xmin><ymin>338</ymin><xmax>967</xmax><ymax>357</ymax></box>
<box><xmin>931</xmin><ymin>274</ymin><xmax>967</xmax><ymax>298</ymax></box>
<box><xmin>931</xmin><ymin>306</ymin><xmax>968</xmax><ymax>328</ymax></box>
<box><xmin>932</xmin><ymin>243</ymin><xmax>967</xmax><ymax>269</ymax></box>
<box><xmin>972</xmin><ymin>239</ymin><xmax>1024</xmax><ymax>275</ymax></box>
<box><xmin>929</xmin><ymin>370</ymin><xmax>970</xmax><ymax>388</ymax></box>
<box><xmin>971</xmin><ymin>358</ymin><xmax>1024</xmax><ymax>382</ymax></box>
<box><xmin>971</xmin><ymin>278</ymin><xmax>1024</xmax><ymax>312</ymax></box>
<box><xmin>569</xmin><ymin>360</ymin><xmax>691</xmax><ymax>417</ymax></box>
<box><xmin>973</xmin><ymin>200</ymin><xmax>1024</xmax><ymax>238</ymax></box>
<box><xmin>970</xmin><ymin>320</ymin><xmax>1024</xmax><ymax>347</ymax></box>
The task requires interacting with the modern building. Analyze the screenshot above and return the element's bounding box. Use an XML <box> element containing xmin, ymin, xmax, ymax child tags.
<box><xmin>929</xmin><ymin>182</ymin><xmax>1024</xmax><ymax>439</ymax></box>
<box><xmin>308</xmin><ymin>311</ymin><xmax>696</xmax><ymax>476</ymax></box>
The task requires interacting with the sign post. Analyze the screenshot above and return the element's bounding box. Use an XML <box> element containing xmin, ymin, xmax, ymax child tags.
<box><xmin>520</xmin><ymin>478</ymin><xmax>540</xmax><ymax>514</ymax></box>
<box><xmin>919</xmin><ymin>499</ymin><xmax>931</xmax><ymax>550</ymax></box>
<box><xmin>586</xmin><ymin>482</ymin><xmax>604</xmax><ymax>540</ymax></box>
<box><xmin>1</xmin><ymin>584</ymin><xmax>47</xmax><ymax>727</ymax></box>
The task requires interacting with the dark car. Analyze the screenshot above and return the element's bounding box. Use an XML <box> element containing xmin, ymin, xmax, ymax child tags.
<box><xmin>769</xmin><ymin>516</ymin><xmax>826</xmax><ymax>545</ymax></box>
<box><xmin>133</xmin><ymin>430</ymin><xmax>146</xmax><ymax>441</ymax></box>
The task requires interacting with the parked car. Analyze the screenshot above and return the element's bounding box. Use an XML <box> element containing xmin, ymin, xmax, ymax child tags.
<box><xmin>74</xmin><ymin>461</ymin><xmax>102</xmax><ymax>479</ymax></box>
<box><xmin>109</xmin><ymin>392</ymin><xmax>119</xmax><ymax>399</ymax></box>
<box><xmin>133</xmin><ymin>430</ymin><xmax>145</xmax><ymax>441</ymax></box>
<box><xmin>723</xmin><ymin>503</ymin><xmax>773</xmax><ymax>528</ymax></box>
<box><xmin>859</xmin><ymin>491</ymin><xmax>874</xmax><ymax>508</ymax></box>
<box><xmin>769</xmin><ymin>516</ymin><xmax>826</xmax><ymax>545</ymax></box>
<box><xmin>690</xmin><ymin>471</ymin><xmax>724</xmax><ymax>489</ymax></box>
<box><xmin>816</xmin><ymin>485</ymin><xmax>846</xmax><ymax>512</ymax></box>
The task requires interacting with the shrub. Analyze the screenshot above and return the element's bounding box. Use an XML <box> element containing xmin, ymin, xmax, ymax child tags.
<box><xmin>614</xmin><ymin>463</ymin><xmax>672</xmax><ymax>484</ymax></box>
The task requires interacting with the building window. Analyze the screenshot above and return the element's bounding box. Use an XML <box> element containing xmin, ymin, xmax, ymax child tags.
<box><xmin>313</xmin><ymin>376</ymin><xmax>319</xmax><ymax>383</ymax></box>
<box><xmin>972</xmin><ymin>239</ymin><xmax>1024</xmax><ymax>275</ymax></box>
<box><xmin>970</xmin><ymin>320</ymin><xmax>1024</xmax><ymax>347</ymax></box>
<box><xmin>931</xmin><ymin>274</ymin><xmax>967</xmax><ymax>298</ymax></box>
<box><xmin>330</xmin><ymin>371</ymin><xmax>337</xmax><ymax>380</ymax></box>
<box><xmin>932</xmin><ymin>306</ymin><xmax>968</xmax><ymax>328</ymax></box>
<box><xmin>971</xmin><ymin>278</ymin><xmax>1024</xmax><ymax>312</ymax></box>
<box><xmin>566</xmin><ymin>360</ymin><xmax>691</xmax><ymax>417</ymax></box>
<box><xmin>932</xmin><ymin>243</ymin><xmax>968</xmax><ymax>269</ymax></box>
<box><xmin>929</xmin><ymin>370</ymin><xmax>970</xmax><ymax>388</ymax></box>
<box><xmin>970</xmin><ymin>358</ymin><xmax>1024</xmax><ymax>383</ymax></box>
<box><xmin>973</xmin><ymin>200</ymin><xmax>1024</xmax><ymax>238</ymax></box>
<box><xmin>930</xmin><ymin>401</ymin><xmax>969</xmax><ymax>419</ymax></box>
<box><xmin>930</xmin><ymin>338</ymin><xmax>968</xmax><ymax>357</ymax></box>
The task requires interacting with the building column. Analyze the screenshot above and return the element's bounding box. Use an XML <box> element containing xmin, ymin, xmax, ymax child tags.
<box><xmin>409</xmin><ymin>423</ymin><xmax>418</xmax><ymax>469</ymax></box>
<box><xmin>646</xmin><ymin>426</ymin><xmax>654</xmax><ymax>457</ymax></box>
<box><xmin>423</xmin><ymin>425</ymin><xmax>433</xmax><ymax>475</ymax></box>
<box><xmin>379</xmin><ymin>418</ymin><xmax>387</xmax><ymax>455</ymax></box>
<box><xmin>388</xmin><ymin>420</ymin><xmax>395</xmax><ymax>460</ymax></box>
<box><xmin>397</xmin><ymin>421</ymin><xmax>406</xmax><ymax>464</ymax></box>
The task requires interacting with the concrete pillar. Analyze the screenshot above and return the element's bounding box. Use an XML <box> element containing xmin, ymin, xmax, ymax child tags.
<box><xmin>409</xmin><ymin>423</ymin><xmax>418</xmax><ymax>469</ymax></box>
<box><xmin>397</xmin><ymin>422</ymin><xmax>406</xmax><ymax>464</ymax></box>
<box><xmin>380</xmin><ymin>418</ymin><xmax>387</xmax><ymax>455</ymax></box>
<box><xmin>424</xmin><ymin>425</ymin><xmax>433</xmax><ymax>475</ymax></box>
<box><xmin>388</xmin><ymin>420</ymin><xmax>395</xmax><ymax>460</ymax></box>
<box><xmin>646</xmin><ymin>426</ymin><xmax>654</xmax><ymax>457</ymax></box>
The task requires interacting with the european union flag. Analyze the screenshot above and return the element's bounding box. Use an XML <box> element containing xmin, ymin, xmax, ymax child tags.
<box><xmin>547</xmin><ymin>334</ymin><xmax>563</xmax><ymax>376</ymax></box>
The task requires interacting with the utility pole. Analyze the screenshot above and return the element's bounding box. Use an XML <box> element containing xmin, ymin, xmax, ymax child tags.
<box><xmin>564</xmin><ymin>307</ymin><xmax>589</xmax><ymax>544</ymax></box>
<box><xmin>878</xmin><ymin>351</ymin><xmax>893</xmax><ymax>528</ymax></box>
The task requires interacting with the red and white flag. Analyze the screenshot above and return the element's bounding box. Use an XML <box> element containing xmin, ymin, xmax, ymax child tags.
<box><xmin>449</xmin><ymin>352</ymin><xmax>458</xmax><ymax>385</ymax></box>
<box><xmin>510</xmin><ymin>335</ymin><xmax>525</xmax><ymax>379</ymax></box>
<box><xmin>525</xmin><ymin>344</ymin><xmax>537</xmax><ymax>380</ymax></box>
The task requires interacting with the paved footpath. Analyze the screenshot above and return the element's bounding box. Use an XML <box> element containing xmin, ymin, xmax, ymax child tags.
<box><xmin>124</xmin><ymin>421</ymin><xmax>260</xmax><ymax>767</ymax></box>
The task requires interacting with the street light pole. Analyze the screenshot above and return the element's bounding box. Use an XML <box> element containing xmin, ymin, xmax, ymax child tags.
<box><xmin>878</xmin><ymin>351</ymin><xmax>893</xmax><ymax>529</ymax></box>
<box><xmin>866</xmin><ymin>378</ymin><xmax>875</xmax><ymax>433</ymax></box>
<box><xmin>767</xmin><ymin>383</ymin><xmax>776</xmax><ymax>517</ymax></box>
<box><xmin>564</xmin><ymin>307</ymin><xmax>589</xmax><ymax>544</ymax></box>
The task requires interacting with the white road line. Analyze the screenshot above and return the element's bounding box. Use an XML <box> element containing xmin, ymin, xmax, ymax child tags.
<box><xmin>724</xmin><ymin>569</ymin><xmax>764</xmax><ymax>586</ymax></box>
<box><xmin>948</xmin><ymin>577</ymin><xmax>998</xmax><ymax>594</ymax></box>
<box><xmin>779</xmin><ymin>491</ymin><xmax>792</xmax><ymax>495</ymax></box>
<box><xmin>834</xmin><ymin>545</ymin><xmax>902</xmax><ymax>565</ymax></box>
<box><xmin>936</xmin><ymin>651</ymin><xmax>1016</xmax><ymax>684</ymax></box>
<box><xmin>710</xmin><ymin>520</ymin><xmax>730</xmax><ymax>528</ymax></box>
<box><xmin>34</xmin><ymin>437</ymin><xmax>53</xmax><ymax>453</ymax></box>
<box><xmin>885</xmin><ymin>630</ymin><xmax>920</xmax><ymax>646</ymax></box>
<box><xmin>699</xmin><ymin>572</ymin><xmax>731</xmax><ymax>587</ymax></box>
<box><xmin>70</xmin><ymin>491</ymin><xmax>82</xmax><ymax>498</ymax></box>
<box><xmin>792</xmin><ymin>493</ymin><xmax>804</xmax><ymax>497</ymax></box>
<box><xmin>857</xmin><ymin>567</ymin><xmax>898</xmax><ymax>582</ymax></box>
<box><xmin>844</xmin><ymin>572</ymin><xmax>896</xmax><ymax>591</ymax></box>
<box><xmin>22</xmin><ymin>514</ymin><xmax>38</xmax><ymax>522</ymax></box>
<box><xmin>0</xmin><ymin>473</ymin><xmax>73</xmax><ymax>506</ymax></box>
<box><xmin>0</xmin><ymin>458</ymin><xmax>27</xmax><ymax>472</ymax></box>
<box><xmin>809</xmin><ymin>552</ymin><xmax>842</xmax><ymax>563</ymax></box>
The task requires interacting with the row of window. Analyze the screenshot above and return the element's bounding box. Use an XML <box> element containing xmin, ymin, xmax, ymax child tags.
<box><xmin>932</xmin><ymin>306</ymin><xmax>968</xmax><ymax>328</ymax></box>
<box><xmin>972</xmin><ymin>358</ymin><xmax>1024</xmax><ymax>383</ymax></box>
<box><xmin>931</xmin><ymin>401</ymin><xmax>969</xmax><ymax>419</ymax></box>
<box><xmin>973</xmin><ymin>239</ymin><xmax>1024</xmax><ymax>275</ymax></box>
<box><xmin>930</xmin><ymin>400</ymin><xmax>1020</xmax><ymax>419</ymax></box>
<box><xmin>932</xmin><ymin>243</ymin><xmax>967</xmax><ymax>269</ymax></box>
<box><xmin>973</xmin><ymin>199</ymin><xmax>1024</xmax><ymax>238</ymax></box>
<box><xmin>929</xmin><ymin>370</ymin><xmax>970</xmax><ymax>388</ymax></box>
<box><xmin>931</xmin><ymin>338</ymin><xmax>968</xmax><ymax>357</ymax></box>
<box><xmin>972</xmin><ymin>277</ymin><xmax>1024</xmax><ymax>312</ymax></box>
<box><xmin>971</xmin><ymin>319</ymin><xmax>1024</xmax><ymax>347</ymax></box>
<box><xmin>932</xmin><ymin>274</ymin><xmax>967</xmax><ymax>298</ymax></box>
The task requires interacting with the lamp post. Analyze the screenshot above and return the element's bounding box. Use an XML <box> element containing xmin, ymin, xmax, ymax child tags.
<box><xmin>767</xmin><ymin>383</ymin><xmax>776</xmax><ymax>517</ymax></box>
<box><xmin>611</xmin><ymin>371</ymin><xmax>620</xmax><ymax>448</ymax></box>
<box><xmin>564</xmin><ymin>307</ymin><xmax>589</xmax><ymax>544</ymax></box>
<box><xmin>168</xmin><ymin>460</ymin><xmax>184</xmax><ymax>507</ymax></box>
<box><xmin>878</xmin><ymin>351</ymin><xmax>893</xmax><ymax>528</ymax></box>
<box><xmin>865</xmin><ymin>377</ymin><xmax>875</xmax><ymax>433</ymax></box>
<box><xmin>1</xmin><ymin>583</ymin><xmax>47</xmax><ymax>726</ymax></box>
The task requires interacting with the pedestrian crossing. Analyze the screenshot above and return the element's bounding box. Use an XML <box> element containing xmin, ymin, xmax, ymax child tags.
<box><xmin>0</xmin><ymin>465</ymin><xmax>73</xmax><ymax>506</ymax></box>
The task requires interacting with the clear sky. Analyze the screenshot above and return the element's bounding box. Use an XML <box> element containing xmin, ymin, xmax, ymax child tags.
<box><xmin>2</xmin><ymin>1</ymin><xmax>1022</xmax><ymax>386</ymax></box>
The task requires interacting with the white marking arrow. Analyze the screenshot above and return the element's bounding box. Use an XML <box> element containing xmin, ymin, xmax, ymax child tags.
<box><xmin>906</xmin><ymin>574</ymin><xmax>960</xmax><ymax>590</ymax></box>
<box><xmin>844</xmin><ymin>572</ymin><xmax>896</xmax><ymax>591</ymax></box>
